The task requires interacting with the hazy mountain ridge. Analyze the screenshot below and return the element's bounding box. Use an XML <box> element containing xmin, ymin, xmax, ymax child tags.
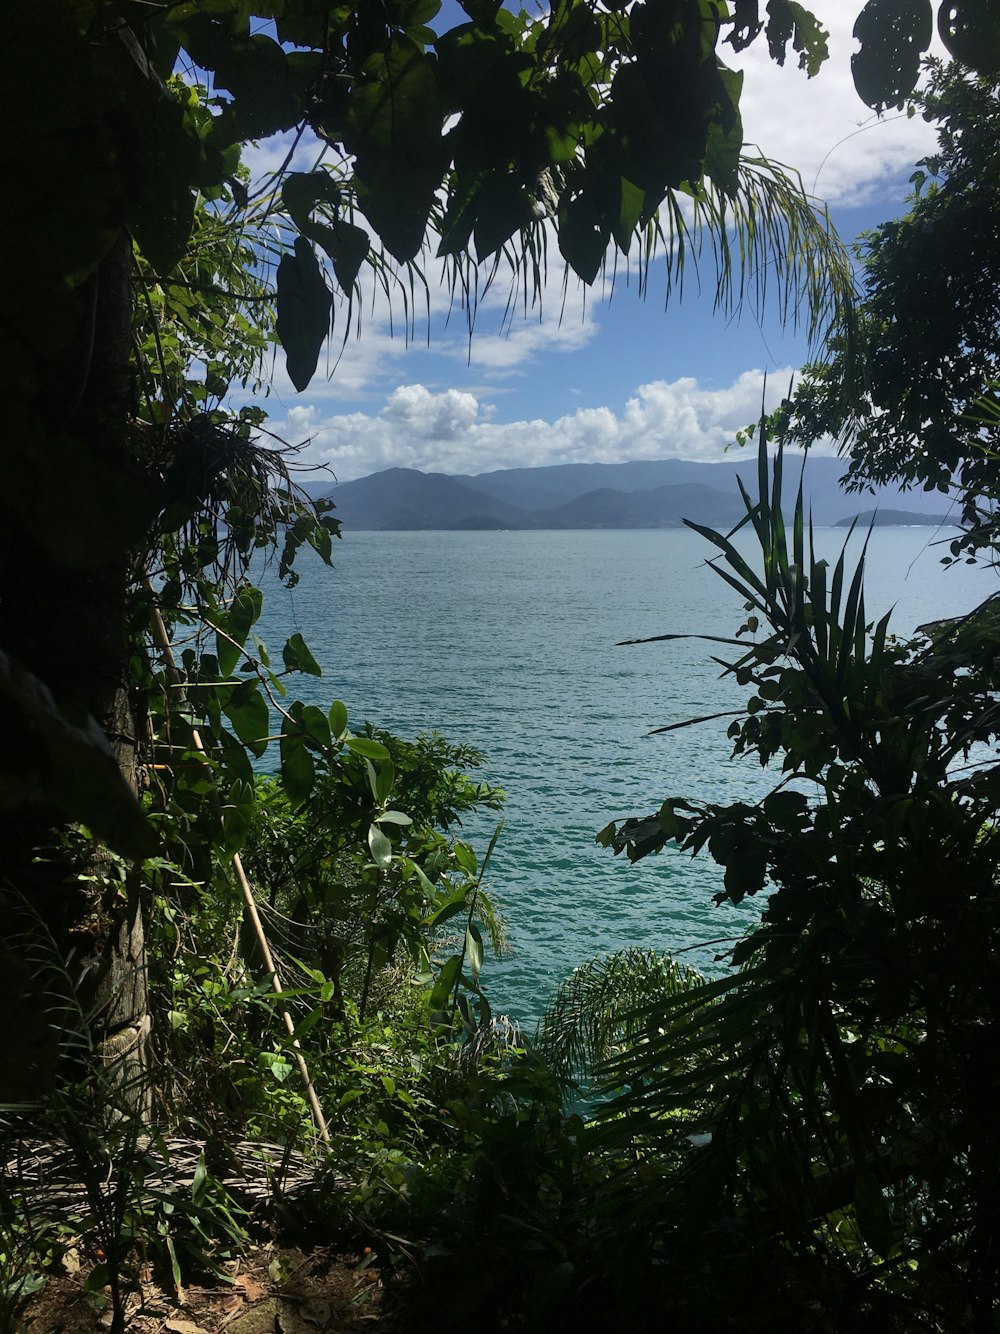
<box><xmin>835</xmin><ymin>508</ymin><xmax>958</xmax><ymax>528</ymax></box>
<box><xmin>319</xmin><ymin>459</ymin><xmax>952</xmax><ymax>531</ymax></box>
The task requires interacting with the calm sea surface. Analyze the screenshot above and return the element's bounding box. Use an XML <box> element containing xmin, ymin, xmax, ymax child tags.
<box><xmin>255</xmin><ymin>527</ymin><xmax>996</xmax><ymax>1027</ymax></box>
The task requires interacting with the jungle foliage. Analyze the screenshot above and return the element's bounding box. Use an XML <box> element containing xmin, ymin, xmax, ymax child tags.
<box><xmin>4</xmin><ymin>1</ymin><xmax>1000</xmax><ymax>1331</ymax></box>
<box><xmin>551</xmin><ymin>63</ymin><xmax>1000</xmax><ymax>1333</ymax></box>
<box><xmin>779</xmin><ymin>59</ymin><xmax>1000</xmax><ymax>557</ymax></box>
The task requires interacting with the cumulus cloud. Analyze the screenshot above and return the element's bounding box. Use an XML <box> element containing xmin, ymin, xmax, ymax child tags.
<box><xmin>267</xmin><ymin>371</ymin><xmax>813</xmax><ymax>481</ymax></box>
<box><xmin>229</xmin><ymin>11</ymin><xmax>943</xmax><ymax>462</ymax></box>
<box><xmin>727</xmin><ymin>10</ymin><xmax>942</xmax><ymax>205</ymax></box>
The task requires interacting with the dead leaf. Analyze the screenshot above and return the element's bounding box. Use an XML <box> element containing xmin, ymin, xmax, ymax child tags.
<box><xmin>164</xmin><ymin>1320</ymin><xmax>209</xmax><ymax>1334</ymax></box>
<box><xmin>233</xmin><ymin>1273</ymin><xmax>268</xmax><ymax>1302</ymax></box>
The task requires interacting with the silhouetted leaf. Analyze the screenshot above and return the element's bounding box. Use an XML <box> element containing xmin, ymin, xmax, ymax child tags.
<box><xmin>852</xmin><ymin>0</ymin><xmax>931</xmax><ymax>108</ymax></box>
<box><xmin>276</xmin><ymin>237</ymin><xmax>332</xmax><ymax>392</ymax></box>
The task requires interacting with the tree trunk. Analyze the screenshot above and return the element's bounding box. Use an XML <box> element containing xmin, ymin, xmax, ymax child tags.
<box><xmin>0</xmin><ymin>230</ymin><xmax>151</xmax><ymax>1116</ymax></box>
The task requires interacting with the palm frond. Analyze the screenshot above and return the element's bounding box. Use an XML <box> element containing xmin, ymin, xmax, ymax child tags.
<box><xmin>536</xmin><ymin>949</ymin><xmax>706</xmax><ymax>1086</ymax></box>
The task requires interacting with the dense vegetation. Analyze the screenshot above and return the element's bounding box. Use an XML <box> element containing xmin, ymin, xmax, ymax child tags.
<box><xmin>3</xmin><ymin>1</ymin><xmax>1000</xmax><ymax>1331</ymax></box>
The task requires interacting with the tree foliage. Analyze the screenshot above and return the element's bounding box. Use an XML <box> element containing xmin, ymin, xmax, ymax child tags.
<box><xmin>778</xmin><ymin>61</ymin><xmax>1000</xmax><ymax>556</ymax></box>
<box><xmin>3</xmin><ymin>0</ymin><xmax>865</xmax><ymax>867</ymax></box>
<box><xmin>588</xmin><ymin>429</ymin><xmax>1000</xmax><ymax>1328</ymax></box>
<box><xmin>7</xmin><ymin>3</ymin><xmax>1000</xmax><ymax>1328</ymax></box>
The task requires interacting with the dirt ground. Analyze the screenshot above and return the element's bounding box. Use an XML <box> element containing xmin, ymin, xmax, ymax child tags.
<box><xmin>22</xmin><ymin>1244</ymin><xmax>410</xmax><ymax>1333</ymax></box>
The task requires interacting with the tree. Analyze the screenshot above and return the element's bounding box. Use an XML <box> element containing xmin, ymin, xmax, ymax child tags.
<box><xmin>6</xmin><ymin>0</ymin><xmax>996</xmax><ymax>1116</ymax></box>
<box><xmin>586</xmin><ymin>432</ymin><xmax>1000</xmax><ymax>1328</ymax></box>
<box><xmin>577</xmin><ymin>60</ymin><xmax>1000</xmax><ymax>1329</ymax></box>
<box><xmin>1</xmin><ymin>0</ymin><xmax>863</xmax><ymax>1109</ymax></box>
<box><xmin>779</xmin><ymin>59</ymin><xmax>1000</xmax><ymax>559</ymax></box>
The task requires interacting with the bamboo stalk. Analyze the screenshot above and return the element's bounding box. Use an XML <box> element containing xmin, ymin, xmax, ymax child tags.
<box><xmin>145</xmin><ymin>588</ymin><xmax>331</xmax><ymax>1146</ymax></box>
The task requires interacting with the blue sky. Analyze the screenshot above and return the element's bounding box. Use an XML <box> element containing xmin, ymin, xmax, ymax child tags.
<box><xmin>234</xmin><ymin>6</ymin><xmax>943</xmax><ymax>482</ymax></box>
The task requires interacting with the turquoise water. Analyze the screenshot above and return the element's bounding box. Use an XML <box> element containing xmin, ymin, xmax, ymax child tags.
<box><xmin>255</xmin><ymin>527</ymin><xmax>996</xmax><ymax>1027</ymax></box>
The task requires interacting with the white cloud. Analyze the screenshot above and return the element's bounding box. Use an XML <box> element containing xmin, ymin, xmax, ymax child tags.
<box><xmin>266</xmin><ymin>370</ymin><xmax>811</xmax><ymax>481</ymax></box>
<box><xmin>728</xmin><ymin>10</ymin><xmax>942</xmax><ymax>205</ymax></box>
<box><xmin>231</xmin><ymin>11</ymin><xmax>943</xmax><ymax>466</ymax></box>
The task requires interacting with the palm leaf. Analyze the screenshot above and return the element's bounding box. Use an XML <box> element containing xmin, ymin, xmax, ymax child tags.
<box><xmin>536</xmin><ymin>949</ymin><xmax>706</xmax><ymax>1086</ymax></box>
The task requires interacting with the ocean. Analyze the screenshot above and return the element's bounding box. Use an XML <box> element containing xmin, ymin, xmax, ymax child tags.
<box><xmin>254</xmin><ymin>526</ymin><xmax>996</xmax><ymax>1028</ymax></box>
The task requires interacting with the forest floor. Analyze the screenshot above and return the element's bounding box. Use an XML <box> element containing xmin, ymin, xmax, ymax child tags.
<box><xmin>22</xmin><ymin>1243</ymin><xmax>413</xmax><ymax>1333</ymax></box>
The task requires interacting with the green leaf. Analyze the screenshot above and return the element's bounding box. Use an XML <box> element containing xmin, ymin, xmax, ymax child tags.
<box><xmin>297</xmin><ymin>704</ymin><xmax>332</xmax><ymax>749</ymax></box>
<box><xmin>282</xmin><ymin>631</ymin><xmax>322</xmax><ymax>676</ymax></box>
<box><xmin>558</xmin><ymin>191</ymin><xmax>609</xmax><ymax>285</ymax></box>
<box><xmin>276</xmin><ymin>237</ymin><xmax>332</xmax><ymax>392</ymax></box>
<box><xmin>179</xmin><ymin>24</ymin><xmax>301</xmax><ymax>145</ymax></box>
<box><xmin>429</xmin><ymin>953</ymin><xmax>462</xmax><ymax>1012</ymax></box>
<box><xmin>704</xmin><ymin>68</ymin><xmax>744</xmax><ymax>197</ymax></box>
<box><xmin>280</xmin><ymin>732</ymin><xmax>315</xmax><ymax>808</ymax></box>
<box><xmin>221</xmin><ymin>779</ymin><xmax>255</xmax><ymax>855</ymax></box>
<box><xmin>939</xmin><ymin>0</ymin><xmax>1000</xmax><ymax>75</ymax></box>
<box><xmin>217</xmin><ymin>725</ymin><xmax>254</xmax><ymax>786</ymax></box>
<box><xmin>212</xmin><ymin>585</ymin><xmax>262</xmax><ymax>677</ymax></box>
<box><xmin>113</xmin><ymin>52</ymin><xmax>200</xmax><ymax>274</ymax></box>
<box><xmin>222</xmin><ymin>681</ymin><xmax>269</xmax><ymax>758</ymax></box>
<box><xmin>328</xmin><ymin>699</ymin><xmax>349</xmax><ymax>738</ymax></box>
<box><xmin>280</xmin><ymin>171</ymin><xmax>370</xmax><ymax>293</ymax></box>
<box><xmin>346</xmin><ymin>42</ymin><xmax>443</xmax><ymax>262</ymax></box>
<box><xmin>325</xmin><ymin>219</ymin><xmax>371</xmax><ymax>295</ymax></box>
<box><xmin>473</xmin><ymin>173</ymin><xmax>532</xmax><ymax>260</ymax></box>
<box><xmin>465</xmin><ymin>921</ymin><xmax>484</xmax><ymax>982</ymax></box>
<box><xmin>346</xmin><ymin>736</ymin><xmax>391</xmax><ymax>761</ymax></box>
<box><xmin>453</xmin><ymin>841</ymin><xmax>477</xmax><ymax>875</ymax></box>
<box><xmin>368</xmin><ymin>824</ymin><xmax>393</xmax><ymax>868</ymax></box>
<box><xmin>766</xmin><ymin>0</ymin><xmax>831</xmax><ymax>77</ymax></box>
<box><xmin>375</xmin><ymin>756</ymin><xmax>395</xmax><ymax>804</ymax></box>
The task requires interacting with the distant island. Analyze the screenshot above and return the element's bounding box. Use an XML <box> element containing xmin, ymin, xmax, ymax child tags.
<box><xmin>834</xmin><ymin>509</ymin><xmax>958</xmax><ymax>528</ymax></box>
<box><xmin>315</xmin><ymin>459</ymin><xmax>957</xmax><ymax>532</ymax></box>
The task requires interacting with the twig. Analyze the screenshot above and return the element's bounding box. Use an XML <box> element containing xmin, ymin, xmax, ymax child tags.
<box><xmin>145</xmin><ymin>582</ymin><xmax>331</xmax><ymax>1147</ymax></box>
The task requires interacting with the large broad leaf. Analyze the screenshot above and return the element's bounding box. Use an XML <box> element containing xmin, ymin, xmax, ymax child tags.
<box><xmin>938</xmin><ymin>0</ymin><xmax>1000</xmax><ymax>76</ymax></box>
<box><xmin>703</xmin><ymin>68</ymin><xmax>745</xmax><ymax>198</ymax></box>
<box><xmin>0</xmin><ymin>648</ymin><xmax>155</xmax><ymax>859</ymax></box>
<box><xmin>323</xmin><ymin>219</ymin><xmax>371</xmax><ymax>295</ymax></box>
<box><xmin>280</xmin><ymin>732</ymin><xmax>315</xmax><ymax>808</ymax></box>
<box><xmin>171</xmin><ymin>20</ymin><xmax>301</xmax><ymax>145</ymax></box>
<box><xmin>276</xmin><ymin>237</ymin><xmax>332</xmax><ymax>392</ymax></box>
<box><xmin>346</xmin><ymin>42</ymin><xmax>443</xmax><ymax>262</ymax></box>
<box><xmin>209</xmin><ymin>584</ymin><xmax>262</xmax><ymax>676</ymax></box>
<box><xmin>558</xmin><ymin>191</ymin><xmax>609</xmax><ymax>285</ymax></box>
<box><xmin>765</xmin><ymin>0</ymin><xmax>830</xmax><ymax>76</ymax></box>
<box><xmin>472</xmin><ymin>173</ymin><xmax>533</xmax><ymax>261</ymax></box>
<box><xmin>852</xmin><ymin>0</ymin><xmax>932</xmax><ymax>109</ymax></box>
<box><xmin>281</xmin><ymin>176</ymin><xmax>372</xmax><ymax>294</ymax></box>
<box><xmin>221</xmin><ymin>681</ymin><xmax>269</xmax><ymax>758</ymax></box>
<box><xmin>282</xmin><ymin>631</ymin><xmax>322</xmax><ymax>677</ymax></box>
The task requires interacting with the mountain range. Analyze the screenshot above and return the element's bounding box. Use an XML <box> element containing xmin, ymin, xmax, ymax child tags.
<box><xmin>314</xmin><ymin>457</ymin><xmax>958</xmax><ymax>531</ymax></box>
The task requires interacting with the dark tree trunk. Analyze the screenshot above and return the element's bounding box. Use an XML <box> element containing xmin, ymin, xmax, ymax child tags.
<box><xmin>0</xmin><ymin>230</ymin><xmax>150</xmax><ymax>1114</ymax></box>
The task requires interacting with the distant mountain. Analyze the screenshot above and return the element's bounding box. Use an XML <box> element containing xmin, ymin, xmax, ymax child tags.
<box><xmin>319</xmin><ymin>458</ymin><xmax>952</xmax><ymax>531</ymax></box>
<box><xmin>321</xmin><ymin>467</ymin><xmax>526</xmax><ymax>530</ymax></box>
<box><xmin>834</xmin><ymin>509</ymin><xmax>959</xmax><ymax>528</ymax></box>
<box><xmin>460</xmin><ymin>456</ymin><xmax>949</xmax><ymax>526</ymax></box>
<box><xmin>529</xmin><ymin>482</ymin><xmax>745</xmax><ymax>529</ymax></box>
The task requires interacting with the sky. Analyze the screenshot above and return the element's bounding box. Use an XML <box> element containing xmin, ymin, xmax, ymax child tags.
<box><xmin>234</xmin><ymin>5</ymin><xmax>944</xmax><ymax>483</ymax></box>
